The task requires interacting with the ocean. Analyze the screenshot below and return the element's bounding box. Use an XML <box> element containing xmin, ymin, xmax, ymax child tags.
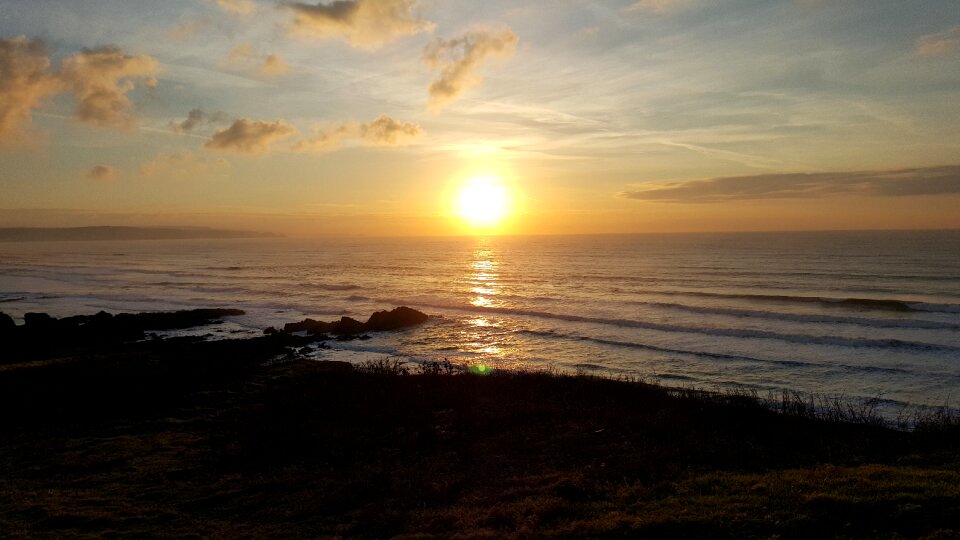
<box><xmin>2</xmin><ymin>230</ymin><xmax>959</xmax><ymax>416</ymax></box>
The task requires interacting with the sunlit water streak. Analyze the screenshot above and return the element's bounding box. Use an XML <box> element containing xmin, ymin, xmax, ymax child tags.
<box><xmin>1</xmin><ymin>231</ymin><xmax>959</xmax><ymax>416</ymax></box>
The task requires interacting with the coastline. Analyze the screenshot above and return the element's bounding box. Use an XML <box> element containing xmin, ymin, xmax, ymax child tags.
<box><xmin>1</xmin><ymin>308</ymin><xmax>958</xmax><ymax>537</ymax></box>
<box><xmin>3</xmin><ymin>232</ymin><xmax>958</xmax><ymax>415</ymax></box>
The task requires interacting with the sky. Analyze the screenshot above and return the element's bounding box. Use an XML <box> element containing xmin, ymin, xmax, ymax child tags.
<box><xmin>1</xmin><ymin>0</ymin><xmax>958</xmax><ymax>236</ymax></box>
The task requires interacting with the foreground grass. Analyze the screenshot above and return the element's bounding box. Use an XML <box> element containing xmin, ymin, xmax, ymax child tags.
<box><xmin>1</xmin><ymin>342</ymin><xmax>958</xmax><ymax>538</ymax></box>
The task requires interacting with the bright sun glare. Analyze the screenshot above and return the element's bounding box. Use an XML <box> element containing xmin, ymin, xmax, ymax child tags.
<box><xmin>456</xmin><ymin>178</ymin><xmax>510</xmax><ymax>228</ymax></box>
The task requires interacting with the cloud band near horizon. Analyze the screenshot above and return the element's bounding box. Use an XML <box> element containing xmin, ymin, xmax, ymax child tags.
<box><xmin>621</xmin><ymin>166</ymin><xmax>960</xmax><ymax>203</ymax></box>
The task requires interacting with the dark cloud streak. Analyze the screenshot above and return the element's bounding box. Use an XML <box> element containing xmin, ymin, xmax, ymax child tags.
<box><xmin>205</xmin><ymin>118</ymin><xmax>297</xmax><ymax>153</ymax></box>
<box><xmin>172</xmin><ymin>109</ymin><xmax>228</xmax><ymax>133</ymax></box>
<box><xmin>621</xmin><ymin>166</ymin><xmax>960</xmax><ymax>203</ymax></box>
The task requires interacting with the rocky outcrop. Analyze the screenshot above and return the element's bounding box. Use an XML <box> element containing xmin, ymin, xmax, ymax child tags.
<box><xmin>283</xmin><ymin>318</ymin><xmax>334</xmax><ymax>334</ymax></box>
<box><xmin>365</xmin><ymin>306</ymin><xmax>429</xmax><ymax>331</ymax></box>
<box><xmin>283</xmin><ymin>307</ymin><xmax>429</xmax><ymax>337</ymax></box>
<box><xmin>0</xmin><ymin>312</ymin><xmax>15</xmax><ymax>335</ymax></box>
<box><xmin>2</xmin><ymin>309</ymin><xmax>248</xmax><ymax>363</ymax></box>
<box><xmin>335</xmin><ymin>316</ymin><xmax>367</xmax><ymax>336</ymax></box>
<box><xmin>24</xmin><ymin>312</ymin><xmax>55</xmax><ymax>329</ymax></box>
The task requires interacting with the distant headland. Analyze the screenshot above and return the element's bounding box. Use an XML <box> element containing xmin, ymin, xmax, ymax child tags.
<box><xmin>0</xmin><ymin>226</ymin><xmax>281</xmax><ymax>242</ymax></box>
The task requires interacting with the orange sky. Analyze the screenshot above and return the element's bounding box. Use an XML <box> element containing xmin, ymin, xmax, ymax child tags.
<box><xmin>1</xmin><ymin>1</ymin><xmax>959</xmax><ymax>236</ymax></box>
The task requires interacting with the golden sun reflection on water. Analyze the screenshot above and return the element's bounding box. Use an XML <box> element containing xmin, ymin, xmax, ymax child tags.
<box><xmin>467</xmin><ymin>243</ymin><xmax>500</xmax><ymax>309</ymax></box>
<box><xmin>455</xmin><ymin>241</ymin><xmax>523</xmax><ymax>371</ymax></box>
<box><xmin>468</xmin><ymin>317</ymin><xmax>497</xmax><ymax>327</ymax></box>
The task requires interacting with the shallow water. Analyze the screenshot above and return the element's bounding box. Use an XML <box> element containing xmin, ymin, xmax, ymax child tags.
<box><xmin>2</xmin><ymin>230</ymin><xmax>958</xmax><ymax>413</ymax></box>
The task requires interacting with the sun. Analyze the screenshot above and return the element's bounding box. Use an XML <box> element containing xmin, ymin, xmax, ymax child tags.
<box><xmin>456</xmin><ymin>178</ymin><xmax>510</xmax><ymax>228</ymax></box>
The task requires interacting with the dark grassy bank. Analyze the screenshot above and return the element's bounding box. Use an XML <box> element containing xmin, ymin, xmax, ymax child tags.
<box><xmin>1</xmin><ymin>313</ymin><xmax>958</xmax><ymax>538</ymax></box>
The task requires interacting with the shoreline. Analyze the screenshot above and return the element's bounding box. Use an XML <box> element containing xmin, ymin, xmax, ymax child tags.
<box><xmin>2</xmin><ymin>231</ymin><xmax>957</xmax><ymax>418</ymax></box>
<box><xmin>1</xmin><ymin>307</ymin><xmax>958</xmax><ymax>537</ymax></box>
<box><xmin>2</xmin><ymin>307</ymin><xmax>956</xmax><ymax>424</ymax></box>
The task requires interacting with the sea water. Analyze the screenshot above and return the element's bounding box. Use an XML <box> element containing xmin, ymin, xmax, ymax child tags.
<box><xmin>2</xmin><ymin>231</ymin><xmax>958</xmax><ymax>414</ymax></box>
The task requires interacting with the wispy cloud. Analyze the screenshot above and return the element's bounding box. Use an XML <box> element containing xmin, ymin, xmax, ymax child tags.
<box><xmin>0</xmin><ymin>37</ymin><xmax>63</xmax><ymax>144</ymax></box>
<box><xmin>205</xmin><ymin>118</ymin><xmax>297</xmax><ymax>153</ymax></box>
<box><xmin>168</xmin><ymin>17</ymin><xmax>213</xmax><ymax>41</ymax></box>
<box><xmin>140</xmin><ymin>151</ymin><xmax>230</xmax><ymax>178</ymax></box>
<box><xmin>624</xmin><ymin>0</ymin><xmax>694</xmax><ymax>15</ymax></box>
<box><xmin>61</xmin><ymin>46</ymin><xmax>159</xmax><ymax>129</ymax></box>
<box><xmin>292</xmin><ymin>114</ymin><xmax>421</xmax><ymax>151</ymax></box>
<box><xmin>259</xmin><ymin>54</ymin><xmax>290</xmax><ymax>78</ymax></box>
<box><xmin>86</xmin><ymin>164</ymin><xmax>115</xmax><ymax>181</ymax></box>
<box><xmin>215</xmin><ymin>0</ymin><xmax>257</xmax><ymax>15</ymax></box>
<box><xmin>621</xmin><ymin>166</ymin><xmax>960</xmax><ymax>203</ymax></box>
<box><xmin>655</xmin><ymin>140</ymin><xmax>784</xmax><ymax>170</ymax></box>
<box><xmin>916</xmin><ymin>25</ymin><xmax>960</xmax><ymax>57</ymax></box>
<box><xmin>226</xmin><ymin>43</ymin><xmax>255</xmax><ymax>65</ymax></box>
<box><xmin>225</xmin><ymin>44</ymin><xmax>291</xmax><ymax>79</ymax></box>
<box><xmin>292</xmin><ymin>124</ymin><xmax>352</xmax><ymax>152</ymax></box>
<box><xmin>283</xmin><ymin>0</ymin><xmax>434</xmax><ymax>49</ymax></box>
<box><xmin>423</xmin><ymin>27</ymin><xmax>518</xmax><ymax>111</ymax></box>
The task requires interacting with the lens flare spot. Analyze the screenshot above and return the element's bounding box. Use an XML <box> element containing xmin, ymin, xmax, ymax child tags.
<box><xmin>469</xmin><ymin>363</ymin><xmax>494</xmax><ymax>375</ymax></box>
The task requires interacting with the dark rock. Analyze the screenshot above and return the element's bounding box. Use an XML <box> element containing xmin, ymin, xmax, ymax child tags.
<box><xmin>281</xmin><ymin>307</ymin><xmax>429</xmax><ymax>337</ymax></box>
<box><xmin>85</xmin><ymin>311</ymin><xmax>116</xmax><ymax>331</ymax></box>
<box><xmin>263</xmin><ymin>326</ymin><xmax>278</xmax><ymax>335</ymax></box>
<box><xmin>24</xmin><ymin>312</ymin><xmax>55</xmax><ymax>328</ymax></box>
<box><xmin>365</xmin><ymin>306</ymin><xmax>429</xmax><ymax>332</ymax></box>
<box><xmin>284</xmin><ymin>318</ymin><xmax>335</xmax><ymax>334</ymax></box>
<box><xmin>3</xmin><ymin>308</ymin><xmax>248</xmax><ymax>364</ymax></box>
<box><xmin>117</xmin><ymin>309</ymin><xmax>245</xmax><ymax>331</ymax></box>
<box><xmin>284</xmin><ymin>318</ymin><xmax>316</xmax><ymax>333</ymax></box>
<box><xmin>333</xmin><ymin>316</ymin><xmax>366</xmax><ymax>336</ymax></box>
<box><xmin>0</xmin><ymin>312</ymin><xmax>15</xmax><ymax>334</ymax></box>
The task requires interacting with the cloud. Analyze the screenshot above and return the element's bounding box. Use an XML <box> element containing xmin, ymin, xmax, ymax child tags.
<box><xmin>620</xmin><ymin>166</ymin><xmax>960</xmax><ymax>203</ymax></box>
<box><xmin>625</xmin><ymin>0</ymin><xmax>693</xmax><ymax>15</ymax></box>
<box><xmin>61</xmin><ymin>46</ymin><xmax>160</xmax><ymax>129</ymax></box>
<box><xmin>283</xmin><ymin>0</ymin><xmax>435</xmax><ymax>49</ymax></box>
<box><xmin>916</xmin><ymin>25</ymin><xmax>960</xmax><ymax>57</ymax></box>
<box><xmin>292</xmin><ymin>123</ymin><xmax>353</xmax><ymax>152</ymax></box>
<box><xmin>2</xmin><ymin>38</ymin><xmax>159</xmax><ymax>140</ymax></box>
<box><xmin>0</xmin><ymin>36</ymin><xmax>63</xmax><ymax>144</ymax></box>
<box><xmin>140</xmin><ymin>151</ymin><xmax>230</xmax><ymax>178</ymax></box>
<box><xmin>292</xmin><ymin>114</ymin><xmax>422</xmax><ymax>151</ymax></box>
<box><xmin>169</xmin><ymin>17</ymin><xmax>213</xmax><ymax>41</ymax></box>
<box><xmin>86</xmin><ymin>165</ymin><xmax>114</xmax><ymax>181</ymax></box>
<box><xmin>360</xmin><ymin>115</ymin><xmax>422</xmax><ymax>145</ymax></box>
<box><xmin>205</xmin><ymin>118</ymin><xmax>297</xmax><ymax>153</ymax></box>
<box><xmin>423</xmin><ymin>28</ymin><xmax>518</xmax><ymax>110</ymax></box>
<box><xmin>216</xmin><ymin>0</ymin><xmax>257</xmax><ymax>14</ymax></box>
<box><xmin>175</xmin><ymin>109</ymin><xmax>207</xmax><ymax>133</ymax></box>
<box><xmin>171</xmin><ymin>108</ymin><xmax>229</xmax><ymax>133</ymax></box>
<box><xmin>226</xmin><ymin>43</ymin><xmax>256</xmax><ymax>67</ymax></box>
<box><xmin>226</xmin><ymin>44</ymin><xmax>291</xmax><ymax>78</ymax></box>
<box><xmin>259</xmin><ymin>54</ymin><xmax>290</xmax><ymax>78</ymax></box>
